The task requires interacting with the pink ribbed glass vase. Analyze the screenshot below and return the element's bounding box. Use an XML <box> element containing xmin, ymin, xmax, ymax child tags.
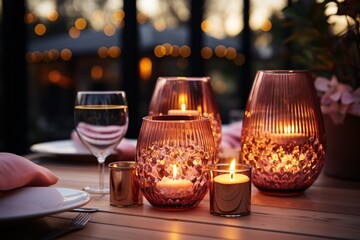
<box><xmin>148</xmin><ymin>77</ymin><xmax>222</xmax><ymax>150</ymax></box>
<box><xmin>136</xmin><ymin>115</ymin><xmax>216</xmax><ymax>209</ymax></box>
<box><xmin>240</xmin><ymin>70</ymin><xmax>326</xmax><ymax>196</ymax></box>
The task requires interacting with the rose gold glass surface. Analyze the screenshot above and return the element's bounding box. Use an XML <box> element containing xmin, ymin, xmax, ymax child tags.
<box><xmin>240</xmin><ymin>70</ymin><xmax>326</xmax><ymax>196</ymax></box>
<box><xmin>148</xmin><ymin>77</ymin><xmax>222</xmax><ymax>150</ymax></box>
<box><xmin>136</xmin><ymin>115</ymin><xmax>216</xmax><ymax>210</ymax></box>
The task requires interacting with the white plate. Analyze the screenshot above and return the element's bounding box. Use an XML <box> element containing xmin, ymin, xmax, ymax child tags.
<box><xmin>0</xmin><ymin>187</ymin><xmax>91</xmax><ymax>222</ymax></box>
<box><xmin>30</xmin><ymin>139</ymin><xmax>137</xmax><ymax>156</ymax></box>
<box><xmin>30</xmin><ymin>139</ymin><xmax>91</xmax><ymax>155</ymax></box>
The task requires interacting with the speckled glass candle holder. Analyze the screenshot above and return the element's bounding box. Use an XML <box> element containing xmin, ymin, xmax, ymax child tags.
<box><xmin>136</xmin><ymin>115</ymin><xmax>216</xmax><ymax>210</ymax></box>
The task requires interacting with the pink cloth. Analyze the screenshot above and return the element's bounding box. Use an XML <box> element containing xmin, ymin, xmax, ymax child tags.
<box><xmin>71</xmin><ymin>130</ymin><xmax>136</xmax><ymax>161</ymax></box>
<box><xmin>0</xmin><ymin>152</ymin><xmax>58</xmax><ymax>191</ymax></box>
<box><xmin>221</xmin><ymin>121</ymin><xmax>242</xmax><ymax>148</ymax></box>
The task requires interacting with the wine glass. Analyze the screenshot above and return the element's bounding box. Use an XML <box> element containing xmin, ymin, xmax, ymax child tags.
<box><xmin>74</xmin><ymin>91</ymin><xmax>129</xmax><ymax>194</ymax></box>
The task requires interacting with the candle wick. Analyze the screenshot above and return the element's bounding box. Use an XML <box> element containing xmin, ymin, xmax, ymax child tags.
<box><xmin>231</xmin><ymin>173</ymin><xmax>234</xmax><ymax>179</ymax></box>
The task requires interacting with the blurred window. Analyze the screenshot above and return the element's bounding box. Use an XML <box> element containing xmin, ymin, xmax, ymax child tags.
<box><xmin>1</xmin><ymin>0</ymin><xmax>288</xmax><ymax>151</ymax></box>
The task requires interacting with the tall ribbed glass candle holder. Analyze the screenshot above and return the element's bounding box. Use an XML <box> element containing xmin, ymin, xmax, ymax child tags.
<box><xmin>148</xmin><ymin>77</ymin><xmax>222</xmax><ymax>151</ymax></box>
<box><xmin>240</xmin><ymin>70</ymin><xmax>326</xmax><ymax>196</ymax></box>
<box><xmin>136</xmin><ymin>115</ymin><xmax>216</xmax><ymax>210</ymax></box>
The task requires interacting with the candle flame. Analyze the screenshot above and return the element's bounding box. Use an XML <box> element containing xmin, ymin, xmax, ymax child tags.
<box><xmin>173</xmin><ymin>165</ymin><xmax>177</xmax><ymax>179</ymax></box>
<box><xmin>181</xmin><ymin>103</ymin><xmax>186</xmax><ymax>111</ymax></box>
<box><xmin>230</xmin><ymin>159</ymin><xmax>236</xmax><ymax>179</ymax></box>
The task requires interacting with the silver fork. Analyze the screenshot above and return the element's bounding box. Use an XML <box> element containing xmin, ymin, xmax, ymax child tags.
<box><xmin>38</xmin><ymin>208</ymin><xmax>98</xmax><ymax>240</ymax></box>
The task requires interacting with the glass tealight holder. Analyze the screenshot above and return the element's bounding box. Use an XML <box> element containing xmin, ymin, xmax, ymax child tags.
<box><xmin>240</xmin><ymin>70</ymin><xmax>326</xmax><ymax>196</ymax></box>
<box><xmin>148</xmin><ymin>76</ymin><xmax>222</xmax><ymax>151</ymax></box>
<box><xmin>136</xmin><ymin>115</ymin><xmax>216</xmax><ymax>210</ymax></box>
<box><xmin>210</xmin><ymin>162</ymin><xmax>251</xmax><ymax>217</ymax></box>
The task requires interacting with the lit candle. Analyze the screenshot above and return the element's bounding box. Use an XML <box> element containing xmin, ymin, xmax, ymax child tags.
<box><xmin>168</xmin><ymin>103</ymin><xmax>199</xmax><ymax>116</ymax></box>
<box><xmin>213</xmin><ymin>160</ymin><xmax>250</xmax><ymax>184</ymax></box>
<box><xmin>210</xmin><ymin>160</ymin><xmax>251</xmax><ymax>217</ymax></box>
<box><xmin>156</xmin><ymin>165</ymin><xmax>193</xmax><ymax>199</ymax></box>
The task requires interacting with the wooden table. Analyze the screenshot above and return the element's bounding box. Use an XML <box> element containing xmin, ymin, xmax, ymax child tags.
<box><xmin>2</xmin><ymin>154</ymin><xmax>360</xmax><ymax>240</ymax></box>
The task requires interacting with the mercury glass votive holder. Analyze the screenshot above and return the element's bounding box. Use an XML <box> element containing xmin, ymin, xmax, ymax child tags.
<box><xmin>148</xmin><ymin>77</ymin><xmax>222</xmax><ymax>151</ymax></box>
<box><xmin>210</xmin><ymin>163</ymin><xmax>251</xmax><ymax>217</ymax></box>
<box><xmin>240</xmin><ymin>70</ymin><xmax>326</xmax><ymax>196</ymax></box>
<box><xmin>135</xmin><ymin>115</ymin><xmax>216</xmax><ymax>210</ymax></box>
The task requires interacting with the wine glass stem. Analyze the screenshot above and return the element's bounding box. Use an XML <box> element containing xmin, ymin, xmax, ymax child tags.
<box><xmin>98</xmin><ymin>157</ymin><xmax>106</xmax><ymax>190</ymax></box>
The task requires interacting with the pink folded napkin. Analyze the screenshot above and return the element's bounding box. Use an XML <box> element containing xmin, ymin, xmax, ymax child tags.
<box><xmin>0</xmin><ymin>152</ymin><xmax>58</xmax><ymax>191</ymax></box>
<box><xmin>71</xmin><ymin>129</ymin><xmax>136</xmax><ymax>161</ymax></box>
<box><xmin>221</xmin><ymin>121</ymin><xmax>243</xmax><ymax>148</ymax></box>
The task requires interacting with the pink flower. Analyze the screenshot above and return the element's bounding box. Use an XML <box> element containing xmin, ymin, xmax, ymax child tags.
<box><xmin>314</xmin><ymin>75</ymin><xmax>360</xmax><ymax>123</ymax></box>
<box><xmin>347</xmin><ymin>88</ymin><xmax>360</xmax><ymax>116</ymax></box>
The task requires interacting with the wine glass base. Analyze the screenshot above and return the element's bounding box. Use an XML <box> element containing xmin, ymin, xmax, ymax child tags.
<box><xmin>83</xmin><ymin>186</ymin><xmax>109</xmax><ymax>194</ymax></box>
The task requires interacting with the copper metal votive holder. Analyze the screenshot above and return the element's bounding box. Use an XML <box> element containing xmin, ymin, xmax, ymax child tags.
<box><xmin>210</xmin><ymin>163</ymin><xmax>251</xmax><ymax>217</ymax></box>
<box><xmin>109</xmin><ymin>161</ymin><xmax>142</xmax><ymax>207</ymax></box>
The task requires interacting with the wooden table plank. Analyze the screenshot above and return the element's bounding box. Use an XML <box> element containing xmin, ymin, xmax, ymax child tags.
<box><xmin>74</xmin><ymin>196</ymin><xmax>359</xmax><ymax>240</ymax></box>
<box><xmin>36</xmin><ymin>159</ymin><xmax>360</xmax><ymax>215</ymax></box>
<box><xmin>10</xmin><ymin>154</ymin><xmax>358</xmax><ymax>240</ymax></box>
<box><xmin>48</xmin><ymin>212</ymin><xmax>330</xmax><ymax>240</ymax></box>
